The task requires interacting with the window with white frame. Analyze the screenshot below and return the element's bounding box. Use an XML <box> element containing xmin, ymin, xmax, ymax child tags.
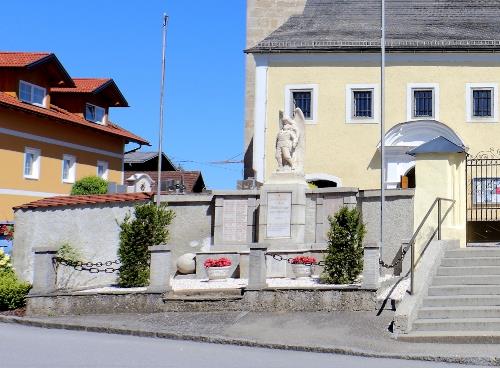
<box><xmin>466</xmin><ymin>83</ymin><xmax>498</xmax><ymax>122</ymax></box>
<box><xmin>284</xmin><ymin>84</ymin><xmax>318</xmax><ymax>123</ymax></box>
<box><xmin>97</xmin><ymin>160</ymin><xmax>109</xmax><ymax>180</ymax></box>
<box><xmin>62</xmin><ymin>154</ymin><xmax>76</xmax><ymax>183</ymax></box>
<box><xmin>24</xmin><ymin>147</ymin><xmax>40</xmax><ymax>180</ymax></box>
<box><xmin>19</xmin><ymin>81</ymin><xmax>46</xmax><ymax>106</ymax></box>
<box><xmin>85</xmin><ymin>103</ymin><xmax>106</xmax><ymax>124</ymax></box>
<box><xmin>407</xmin><ymin>83</ymin><xmax>439</xmax><ymax>121</ymax></box>
<box><xmin>345</xmin><ymin>84</ymin><xmax>379</xmax><ymax>123</ymax></box>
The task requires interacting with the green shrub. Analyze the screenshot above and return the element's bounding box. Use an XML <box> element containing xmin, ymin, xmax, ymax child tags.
<box><xmin>0</xmin><ymin>272</ymin><xmax>31</xmax><ymax>310</ymax></box>
<box><xmin>71</xmin><ymin>176</ymin><xmax>108</xmax><ymax>195</ymax></box>
<box><xmin>321</xmin><ymin>206</ymin><xmax>366</xmax><ymax>284</ymax></box>
<box><xmin>118</xmin><ymin>202</ymin><xmax>175</xmax><ymax>287</ymax></box>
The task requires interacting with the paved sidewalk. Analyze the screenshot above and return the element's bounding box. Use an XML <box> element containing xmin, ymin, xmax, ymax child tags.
<box><xmin>1</xmin><ymin>311</ymin><xmax>499</xmax><ymax>366</ymax></box>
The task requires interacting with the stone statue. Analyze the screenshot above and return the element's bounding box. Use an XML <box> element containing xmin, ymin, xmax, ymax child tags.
<box><xmin>276</xmin><ymin>108</ymin><xmax>305</xmax><ymax>173</ymax></box>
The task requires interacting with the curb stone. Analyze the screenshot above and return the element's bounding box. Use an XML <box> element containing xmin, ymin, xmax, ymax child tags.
<box><xmin>0</xmin><ymin>315</ymin><xmax>498</xmax><ymax>366</ymax></box>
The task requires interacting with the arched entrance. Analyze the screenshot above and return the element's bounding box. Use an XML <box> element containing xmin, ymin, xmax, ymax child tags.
<box><xmin>381</xmin><ymin>120</ymin><xmax>465</xmax><ymax>188</ymax></box>
<box><xmin>305</xmin><ymin>173</ymin><xmax>341</xmax><ymax>188</ymax></box>
<box><xmin>402</xmin><ymin>166</ymin><xmax>416</xmax><ymax>189</ymax></box>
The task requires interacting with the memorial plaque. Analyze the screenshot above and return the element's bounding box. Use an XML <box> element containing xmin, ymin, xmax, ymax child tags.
<box><xmin>266</xmin><ymin>192</ymin><xmax>292</xmax><ymax>238</ymax></box>
<box><xmin>222</xmin><ymin>199</ymin><xmax>248</xmax><ymax>242</ymax></box>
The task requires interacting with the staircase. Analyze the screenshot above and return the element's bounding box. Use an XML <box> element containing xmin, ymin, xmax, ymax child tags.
<box><xmin>400</xmin><ymin>247</ymin><xmax>500</xmax><ymax>342</ymax></box>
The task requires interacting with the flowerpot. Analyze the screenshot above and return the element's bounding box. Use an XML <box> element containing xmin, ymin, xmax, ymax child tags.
<box><xmin>291</xmin><ymin>264</ymin><xmax>312</xmax><ymax>279</ymax></box>
<box><xmin>206</xmin><ymin>266</ymin><xmax>231</xmax><ymax>281</ymax></box>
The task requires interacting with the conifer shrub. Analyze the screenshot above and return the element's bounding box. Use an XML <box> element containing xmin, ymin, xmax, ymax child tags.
<box><xmin>321</xmin><ymin>206</ymin><xmax>366</xmax><ymax>284</ymax></box>
<box><xmin>117</xmin><ymin>202</ymin><xmax>175</xmax><ymax>287</ymax></box>
<box><xmin>71</xmin><ymin>176</ymin><xmax>108</xmax><ymax>195</ymax></box>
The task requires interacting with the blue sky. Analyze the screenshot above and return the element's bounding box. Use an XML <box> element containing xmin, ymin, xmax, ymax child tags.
<box><xmin>0</xmin><ymin>1</ymin><xmax>246</xmax><ymax>189</ymax></box>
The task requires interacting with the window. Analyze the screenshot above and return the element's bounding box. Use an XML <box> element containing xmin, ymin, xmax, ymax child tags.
<box><xmin>284</xmin><ymin>84</ymin><xmax>318</xmax><ymax>123</ymax></box>
<box><xmin>291</xmin><ymin>91</ymin><xmax>312</xmax><ymax>119</ymax></box>
<box><xmin>62</xmin><ymin>154</ymin><xmax>76</xmax><ymax>183</ymax></box>
<box><xmin>85</xmin><ymin>103</ymin><xmax>106</xmax><ymax>124</ymax></box>
<box><xmin>473</xmin><ymin>90</ymin><xmax>492</xmax><ymax>117</ymax></box>
<box><xmin>97</xmin><ymin>160</ymin><xmax>109</xmax><ymax>180</ymax></box>
<box><xmin>345</xmin><ymin>84</ymin><xmax>379</xmax><ymax>123</ymax></box>
<box><xmin>24</xmin><ymin>147</ymin><xmax>40</xmax><ymax>180</ymax></box>
<box><xmin>352</xmin><ymin>90</ymin><xmax>373</xmax><ymax>118</ymax></box>
<box><xmin>406</xmin><ymin>83</ymin><xmax>439</xmax><ymax>121</ymax></box>
<box><xmin>413</xmin><ymin>90</ymin><xmax>433</xmax><ymax>118</ymax></box>
<box><xmin>19</xmin><ymin>81</ymin><xmax>46</xmax><ymax>106</ymax></box>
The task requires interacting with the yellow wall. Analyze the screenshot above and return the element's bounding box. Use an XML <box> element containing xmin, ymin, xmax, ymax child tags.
<box><xmin>0</xmin><ymin>109</ymin><xmax>125</xmax><ymax>221</ymax></box>
<box><xmin>265</xmin><ymin>61</ymin><xmax>500</xmax><ymax>188</ymax></box>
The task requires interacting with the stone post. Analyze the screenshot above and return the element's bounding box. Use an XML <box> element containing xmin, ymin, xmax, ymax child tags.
<box><xmin>400</xmin><ymin>239</ymin><xmax>412</xmax><ymax>277</ymax></box>
<box><xmin>362</xmin><ymin>242</ymin><xmax>380</xmax><ymax>289</ymax></box>
<box><xmin>31</xmin><ymin>246</ymin><xmax>58</xmax><ymax>294</ymax></box>
<box><xmin>148</xmin><ymin>245</ymin><xmax>172</xmax><ymax>293</ymax></box>
<box><xmin>247</xmin><ymin>246</ymin><xmax>268</xmax><ymax>290</ymax></box>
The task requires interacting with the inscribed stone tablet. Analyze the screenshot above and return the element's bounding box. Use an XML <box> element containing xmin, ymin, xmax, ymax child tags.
<box><xmin>266</xmin><ymin>192</ymin><xmax>292</xmax><ymax>238</ymax></box>
<box><xmin>222</xmin><ymin>199</ymin><xmax>248</xmax><ymax>242</ymax></box>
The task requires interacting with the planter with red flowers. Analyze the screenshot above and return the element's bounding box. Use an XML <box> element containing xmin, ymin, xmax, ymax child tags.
<box><xmin>290</xmin><ymin>256</ymin><xmax>317</xmax><ymax>279</ymax></box>
<box><xmin>204</xmin><ymin>257</ymin><xmax>232</xmax><ymax>281</ymax></box>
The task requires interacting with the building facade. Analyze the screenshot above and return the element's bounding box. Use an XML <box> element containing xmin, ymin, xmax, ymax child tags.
<box><xmin>0</xmin><ymin>52</ymin><xmax>148</xmax><ymax>221</ymax></box>
<box><xmin>245</xmin><ymin>0</ymin><xmax>500</xmax><ymax>189</ymax></box>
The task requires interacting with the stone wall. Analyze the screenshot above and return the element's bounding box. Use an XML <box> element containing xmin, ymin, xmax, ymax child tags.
<box><xmin>13</xmin><ymin>188</ymin><xmax>414</xmax><ymax>289</ymax></box>
<box><xmin>244</xmin><ymin>0</ymin><xmax>307</xmax><ymax>177</ymax></box>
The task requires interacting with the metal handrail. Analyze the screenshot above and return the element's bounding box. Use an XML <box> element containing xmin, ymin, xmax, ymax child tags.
<box><xmin>409</xmin><ymin>197</ymin><xmax>455</xmax><ymax>295</ymax></box>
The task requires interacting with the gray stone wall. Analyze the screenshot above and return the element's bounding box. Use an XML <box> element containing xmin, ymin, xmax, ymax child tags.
<box><xmin>359</xmin><ymin>189</ymin><xmax>415</xmax><ymax>275</ymax></box>
<box><xmin>244</xmin><ymin>0</ymin><xmax>307</xmax><ymax>177</ymax></box>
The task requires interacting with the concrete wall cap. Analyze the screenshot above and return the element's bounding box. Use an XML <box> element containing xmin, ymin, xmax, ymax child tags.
<box><xmin>148</xmin><ymin>245</ymin><xmax>171</xmax><ymax>252</ymax></box>
<box><xmin>305</xmin><ymin>187</ymin><xmax>358</xmax><ymax>195</ymax></box>
<box><xmin>359</xmin><ymin>188</ymin><xmax>415</xmax><ymax>198</ymax></box>
<box><xmin>158</xmin><ymin>194</ymin><xmax>213</xmax><ymax>203</ymax></box>
<box><xmin>212</xmin><ymin>190</ymin><xmax>260</xmax><ymax>196</ymax></box>
<box><xmin>364</xmin><ymin>242</ymin><xmax>381</xmax><ymax>249</ymax></box>
<box><xmin>33</xmin><ymin>246</ymin><xmax>59</xmax><ymax>254</ymax></box>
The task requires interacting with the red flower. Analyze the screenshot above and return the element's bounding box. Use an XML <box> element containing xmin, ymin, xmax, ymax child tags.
<box><xmin>204</xmin><ymin>257</ymin><xmax>232</xmax><ymax>268</ymax></box>
<box><xmin>290</xmin><ymin>256</ymin><xmax>317</xmax><ymax>265</ymax></box>
<box><xmin>0</xmin><ymin>224</ymin><xmax>14</xmax><ymax>241</ymax></box>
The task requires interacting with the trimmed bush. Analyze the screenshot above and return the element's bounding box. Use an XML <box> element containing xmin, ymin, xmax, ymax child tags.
<box><xmin>321</xmin><ymin>206</ymin><xmax>366</xmax><ymax>284</ymax></box>
<box><xmin>0</xmin><ymin>272</ymin><xmax>31</xmax><ymax>310</ymax></box>
<box><xmin>118</xmin><ymin>202</ymin><xmax>175</xmax><ymax>287</ymax></box>
<box><xmin>71</xmin><ymin>176</ymin><xmax>108</xmax><ymax>195</ymax></box>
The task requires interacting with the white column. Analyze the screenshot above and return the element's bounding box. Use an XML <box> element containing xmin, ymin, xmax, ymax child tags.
<box><xmin>252</xmin><ymin>55</ymin><xmax>268</xmax><ymax>184</ymax></box>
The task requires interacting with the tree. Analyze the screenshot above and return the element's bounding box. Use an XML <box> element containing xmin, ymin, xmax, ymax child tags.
<box><xmin>322</xmin><ymin>206</ymin><xmax>366</xmax><ymax>284</ymax></box>
<box><xmin>117</xmin><ymin>202</ymin><xmax>175</xmax><ymax>287</ymax></box>
<box><xmin>71</xmin><ymin>176</ymin><xmax>108</xmax><ymax>195</ymax></box>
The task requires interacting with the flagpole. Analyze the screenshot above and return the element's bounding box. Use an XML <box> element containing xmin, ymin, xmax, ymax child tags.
<box><xmin>380</xmin><ymin>0</ymin><xmax>386</xmax><ymax>260</ymax></box>
<box><xmin>156</xmin><ymin>13</ymin><xmax>169</xmax><ymax>207</ymax></box>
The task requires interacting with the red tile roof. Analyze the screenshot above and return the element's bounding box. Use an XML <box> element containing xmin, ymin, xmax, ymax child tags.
<box><xmin>51</xmin><ymin>78</ymin><xmax>111</xmax><ymax>93</ymax></box>
<box><xmin>13</xmin><ymin>192</ymin><xmax>152</xmax><ymax>210</ymax></box>
<box><xmin>126</xmin><ymin>171</ymin><xmax>206</xmax><ymax>193</ymax></box>
<box><xmin>0</xmin><ymin>91</ymin><xmax>148</xmax><ymax>145</ymax></box>
<box><xmin>0</xmin><ymin>52</ymin><xmax>51</xmax><ymax>67</ymax></box>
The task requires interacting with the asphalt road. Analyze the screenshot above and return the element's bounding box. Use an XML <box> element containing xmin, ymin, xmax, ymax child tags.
<box><xmin>0</xmin><ymin>323</ymin><xmax>487</xmax><ymax>368</ymax></box>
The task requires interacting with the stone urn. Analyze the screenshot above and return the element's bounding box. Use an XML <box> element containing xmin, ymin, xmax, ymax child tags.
<box><xmin>206</xmin><ymin>266</ymin><xmax>231</xmax><ymax>281</ymax></box>
<box><xmin>291</xmin><ymin>264</ymin><xmax>313</xmax><ymax>279</ymax></box>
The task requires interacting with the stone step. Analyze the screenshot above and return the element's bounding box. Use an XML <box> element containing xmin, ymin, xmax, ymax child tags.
<box><xmin>445</xmin><ymin>248</ymin><xmax>500</xmax><ymax>258</ymax></box>
<box><xmin>441</xmin><ymin>257</ymin><xmax>500</xmax><ymax>267</ymax></box>
<box><xmin>413</xmin><ymin>317</ymin><xmax>500</xmax><ymax>331</ymax></box>
<box><xmin>428</xmin><ymin>285</ymin><xmax>500</xmax><ymax>296</ymax></box>
<box><xmin>423</xmin><ymin>295</ymin><xmax>500</xmax><ymax>307</ymax></box>
<box><xmin>432</xmin><ymin>275</ymin><xmax>500</xmax><ymax>286</ymax></box>
<box><xmin>418</xmin><ymin>306</ymin><xmax>500</xmax><ymax>319</ymax></box>
<box><xmin>397</xmin><ymin>330</ymin><xmax>500</xmax><ymax>343</ymax></box>
<box><xmin>437</xmin><ymin>266</ymin><xmax>500</xmax><ymax>276</ymax></box>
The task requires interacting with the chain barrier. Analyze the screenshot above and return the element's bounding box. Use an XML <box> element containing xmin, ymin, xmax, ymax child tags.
<box><xmin>379</xmin><ymin>242</ymin><xmax>412</xmax><ymax>269</ymax></box>
<box><xmin>266</xmin><ymin>254</ymin><xmax>326</xmax><ymax>267</ymax></box>
<box><xmin>53</xmin><ymin>257</ymin><xmax>120</xmax><ymax>274</ymax></box>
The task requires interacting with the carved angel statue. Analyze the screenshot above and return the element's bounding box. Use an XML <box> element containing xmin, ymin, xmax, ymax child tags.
<box><xmin>275</xmin><ymin>108</ymin><xmax>305</xmax><ymax>173</ymax></box>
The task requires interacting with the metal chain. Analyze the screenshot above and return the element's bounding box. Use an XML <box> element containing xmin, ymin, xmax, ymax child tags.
<box><xmin>379</xmin><ymin>242</ymin><xmax>412</xmax><ymax>269</ymax></box>
<box><xmin>53</xmin><ymin>257</ymin><xmax>120</xmax><ymax>274</ymax></box>
<box><xmin>266</xmin><ymin>254</ymin><xmax>326</xmax><ymax>267</ymax></box>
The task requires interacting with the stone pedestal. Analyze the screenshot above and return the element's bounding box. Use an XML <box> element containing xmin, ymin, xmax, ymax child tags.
<box><xmin>362</xmin><ymin>242</ymin><xmax>380</xmax><ymax>289</ymax></box>
<box><xmin>258</xmin><ymin>173</ymin><xmax>308</xmax><ymax>249</ymax></box>
<box><xmin>147</xmin><ymin>245</ymin><xmax>172</xmax><ymax>293</ymax></box>
<box><xmin>31</xmin><ymin>247</ymin><xmax>58</xmax><ymax>294</ymax></box>
<box><xmin>247</xmin><ymin>246</ymin><xmax>268</xmax><ymax>290</ymax></box>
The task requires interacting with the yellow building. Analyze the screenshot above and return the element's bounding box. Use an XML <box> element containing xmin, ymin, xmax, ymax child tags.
<box><xmin>0</xmin><ymin>52</ymin><xmax>148</xmax><ymax>221</ymax></box>
<box><xmin>245</xmin><ymin>1</ymin><xmax>500</xmax><ymax>191</ymax></box>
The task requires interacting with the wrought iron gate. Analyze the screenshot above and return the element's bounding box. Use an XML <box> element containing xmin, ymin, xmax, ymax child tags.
<box><xmin>466</xmin><ymin>149</ymin><xmax>500</xmax><ymax>243</ymax></box>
